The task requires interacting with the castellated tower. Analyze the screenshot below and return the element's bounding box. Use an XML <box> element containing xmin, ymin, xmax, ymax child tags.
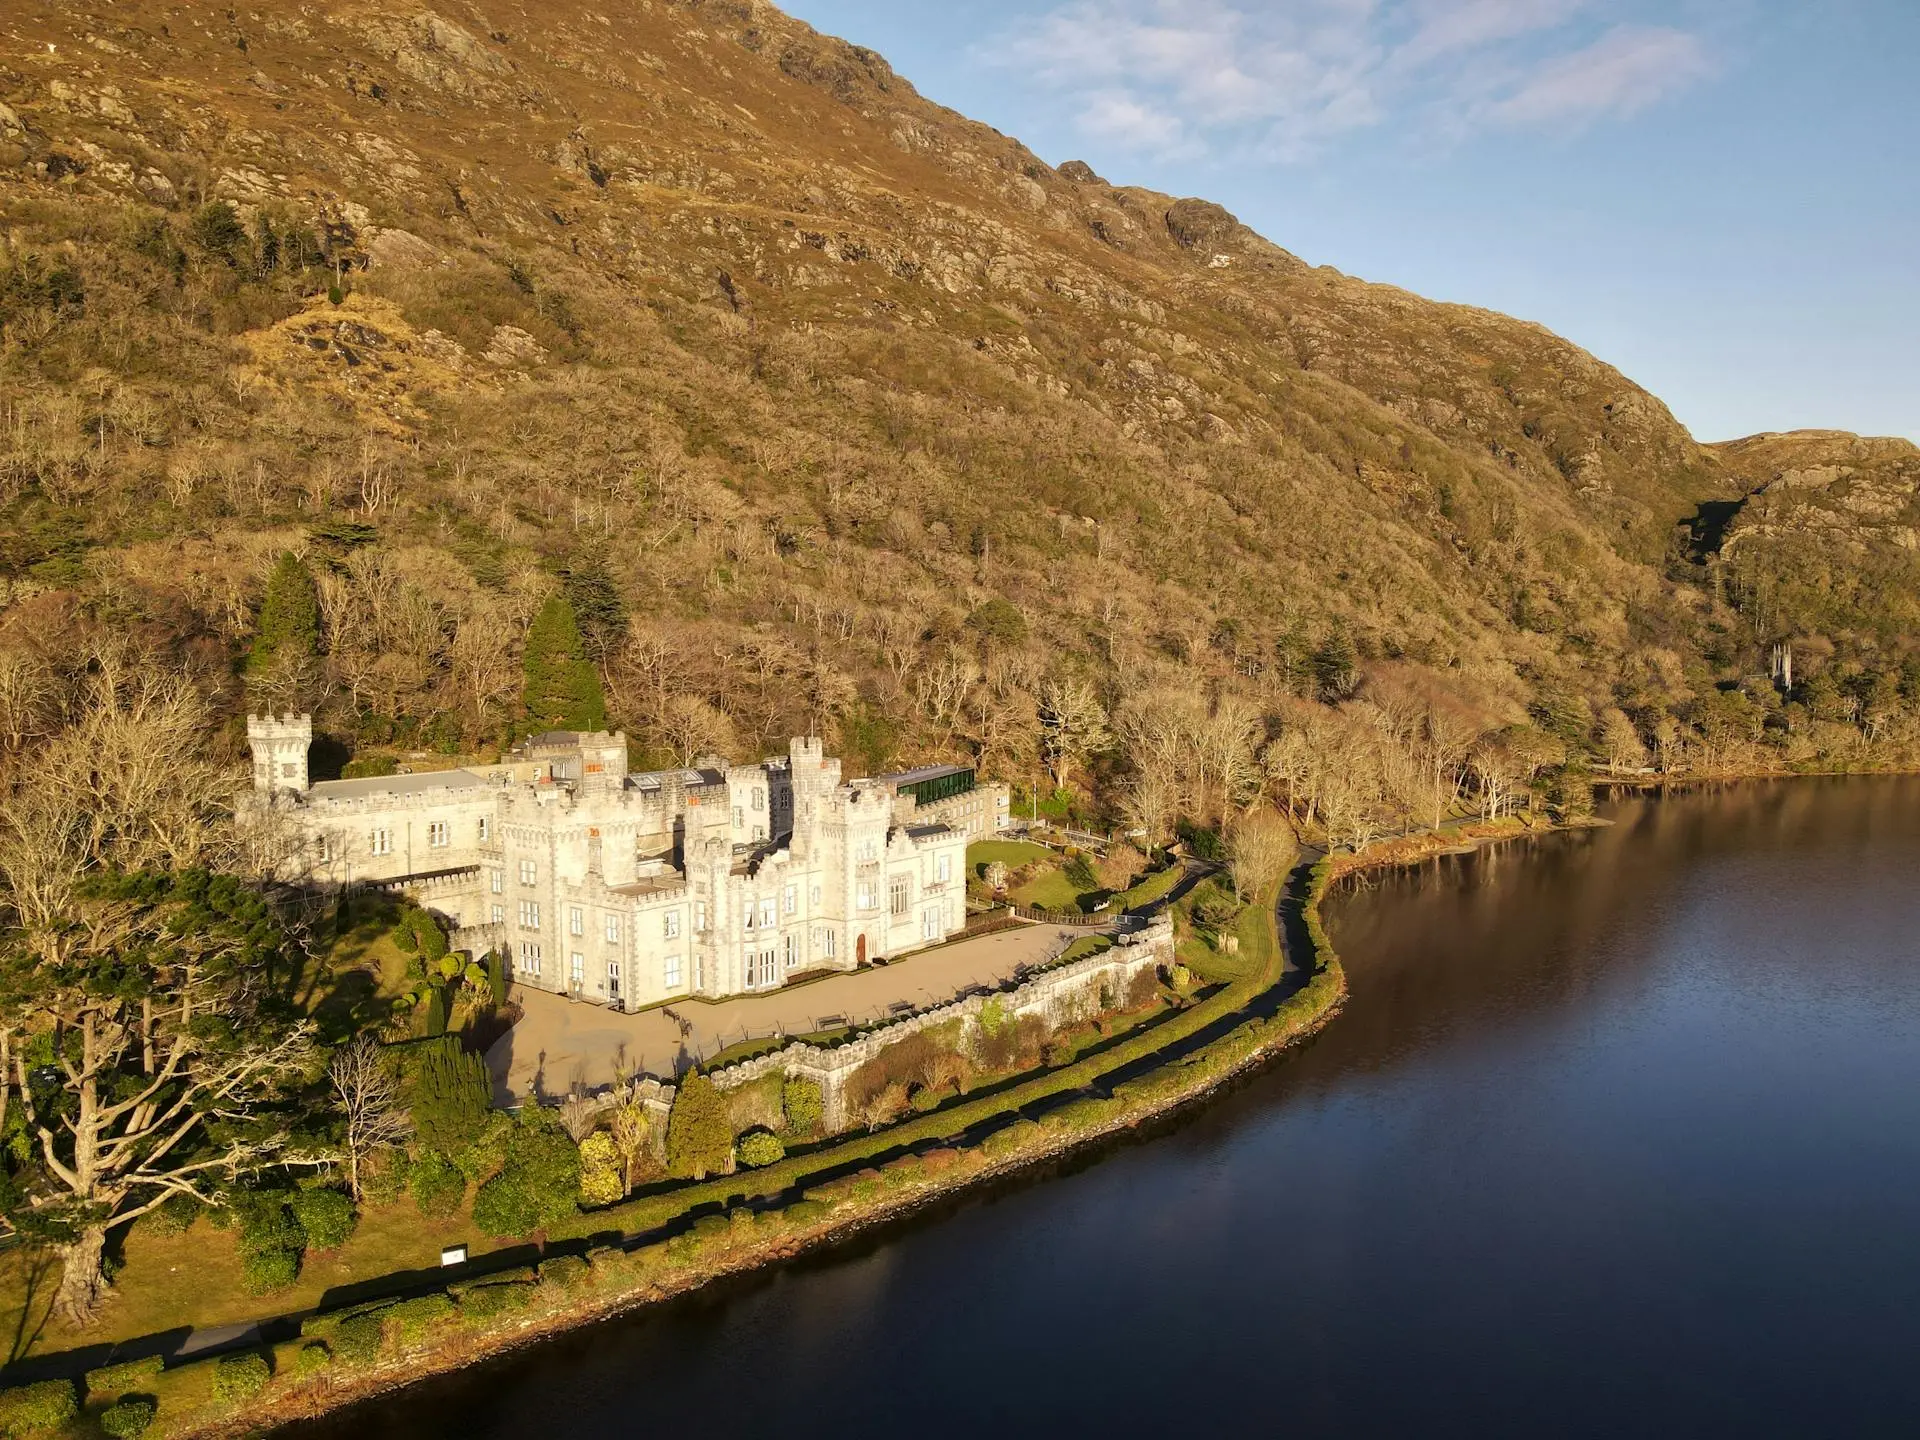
<box><xmin>247</xmin><ymin>713</ymin><xmax>313</xmax><ymax>795</ymax></box>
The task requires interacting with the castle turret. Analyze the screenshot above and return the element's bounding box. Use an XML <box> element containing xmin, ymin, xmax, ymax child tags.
<box><xmin>247</xmin><ymin>713</ymin><xmax>312</xmax><ymax>795</ymax></box>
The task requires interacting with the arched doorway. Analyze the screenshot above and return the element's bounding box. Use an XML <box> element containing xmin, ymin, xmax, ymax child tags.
<box><xmin>856</xmin><ymin>934</ymin><xmax>867</xmax><ymax>966</ymax></box>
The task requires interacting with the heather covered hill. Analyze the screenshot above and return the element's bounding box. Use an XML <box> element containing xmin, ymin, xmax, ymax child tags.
<box><xmin>0</xmin><ymin>0</ymin><xmax>1914</xmax><ymax>808</ymax></box>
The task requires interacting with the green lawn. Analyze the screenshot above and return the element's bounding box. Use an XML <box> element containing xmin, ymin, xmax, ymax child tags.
<box><xmin>1114</xmin><ymin>862</ymin><xmax>1183</xmax><ymax>912</ymax></box>
<box><xmin>966</xmin><ymin>839</ymin><xmax>1052</xmax><ymax>872</ymax></box>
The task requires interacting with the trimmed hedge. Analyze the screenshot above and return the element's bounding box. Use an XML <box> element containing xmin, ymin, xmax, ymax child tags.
<box><xmin>100</xmin><ymin>1399</ymin><xmax>156</xmax><ymax>1438</ymax></box>
<box><xmin>84</xmin><ymin>1355</ymin><xmax>164</xmax><ymax>1400</ymax></box>
<box><xmin>457</xmin><ymin>1281</ymin><xmax>535</xmax><ymax>1321</ymax></box>
<box><xmin>0</xmin><ymin>1378</ymin><xmax>76</xmax><ymax>1435</ymax></box>
<box><xmin>212</xmin><ymin>1351</ymin><xmax>271</xmax><ymax>1404</ymax></box>
<box><xmin>332</xmin><ymin>1312</ymin><xmax>385</xmax><ymax>1367</ymax></box>
<box><xmin>538</xmin><ymin>1254</ymin><xmax>590</xmax><ymax>1291</ymax></box>
<box><xmin>386</xmin><ymin>1294</ymin><xmax>457</xmax><ymax>1346</ymax></box>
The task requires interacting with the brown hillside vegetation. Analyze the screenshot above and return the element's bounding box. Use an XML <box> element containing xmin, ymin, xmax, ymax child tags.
<box><xmin>1</xmin><ymin>0</ymin><xmax>1916</xmax><ymax>838</ymax></box>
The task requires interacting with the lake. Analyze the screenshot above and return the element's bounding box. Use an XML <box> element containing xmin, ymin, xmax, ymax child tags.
<box><xmin>300</xmin><ymin>779</ymin><xmax>1920</xmax><ymax>1438</ymax></box>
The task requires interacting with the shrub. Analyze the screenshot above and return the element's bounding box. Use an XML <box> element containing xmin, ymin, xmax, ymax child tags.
<box><xmin>457</xmin><ymin>1281</ymin><xmax>534</xmax><ymax>1321</ymax></box>
<box><xmin>241</xmin><ymin>1245</ymin><xmax>300</xmax><ymax>1296</ymax></box>
<box><xmin>360</xmin><ymin>1148</ymin><xmax>411</xmax><ymax>1206</ymax></box>
<box><xmin>782</xmin><ymin>1198</ymin><xmax>829</xmax><ymax>1225</ymax></box>
<box><xmin>577</xmin><ymin>1132</ymin><xmax>624</xmax><ymax>1206</ymax></box>
<box><xmin>538</xmin><ymin>1254</ymin><xmax>590</xmax><ymax>1291</ymax></box>
<box><xmin>404</xmin><ymin>1037</ymin><xmax>493</xmax><ymax>1155</ymax></box>
<box><xmin>472</xmin><ymin>1115</ymin><xmax>582</xmax><ymax>1237</ymax></box>
<box><xmin>665</xmin><ymin>1073</ymin><xmax>733</xmax><ymax>1180</ymax></box>
<box><xmin>332</xmin><ymin>1313</ymin><xmax>385</xmax><ymax>1367</ymax></box>
<box><xmin>295</xmin><ymin>1342</ymin><xmax>332</xmax><ymax>1377</ymax></box>
<box><xmin>212</xmin><ymin>1352</ymin><xmax>270</xmax><ymax>1404</ymax></box>
<box><xmin>85</xmin><ymin>1356</ymin><xmax>164</xmax><ymax>1400</ymax></box>
<box><xmin>734</xmin><ymin>1129</ymin><xmax>785</xmax><ymax>1168</ymax></box>
<box><xmin>0</xmin><ymin>1378</ymin><xmax>76</xmax><ymax>1435</ymax></box>
<box><xmin>780</xmin><ymin>1076</ymin><xmax>824</xmax><ymax>1135</ymax></box>
<box><xmin>410</xmin><ymin>1149</ymin><xmax>467</xmax><ymax>1217</ymax></box>
<box><xmin>100</xmin><ymin>1399</ymin><xmax>155</xmax><ymax>1438</ymax></box>
<box><xmin>386</xmin><ymin>1294</ymin><xmax>457</xmax><ymax>1346</ymax></box>
<box><xmin>289</xmin><ymin>1188</ymin><xmax>357</xmax><ymax>1251</ymax></box>
<box><xmin>144</xmin><ymin>1191</ymin><xmax>201</xmax><ymax>1235</ymax></box>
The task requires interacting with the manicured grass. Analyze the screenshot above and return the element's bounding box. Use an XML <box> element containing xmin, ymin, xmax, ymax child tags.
<box><xmin>1114</xmin><ymin>862</ymin><xmax>1183</xmax><ymax>912</ymax></box>
<box><xmin>965</xmin><ymin>839</ymin><xmax>1052</xmax><ymax>872</ymax></box>
<box><xmin>0</xmin><ymin>1200</ymin><xmax>517</xmax><ymax>1360</ymax></box>
<box><xmin>1010</xmin><ymin>865</ymin><xmax>1099</xmax><ymax>912</ymax></box>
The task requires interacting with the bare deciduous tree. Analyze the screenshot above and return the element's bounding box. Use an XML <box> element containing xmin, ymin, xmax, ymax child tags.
<box><xmin>330</xmin><ymin>1035</ymin><xmax>410</xmax><ymax>1202</ymax></box>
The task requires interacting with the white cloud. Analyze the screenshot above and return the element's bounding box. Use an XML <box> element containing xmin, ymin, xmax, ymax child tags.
<box><xmin>983</xmin><ymin>0</ymin><xmax>1719</xmax><ymax>163</ymax></box>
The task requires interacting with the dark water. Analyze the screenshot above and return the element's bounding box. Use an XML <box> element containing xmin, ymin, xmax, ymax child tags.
<box><xmin>306</xmin><ymin>780</ymin><xmax>1920</xmax><ymax>1438</ymax></box>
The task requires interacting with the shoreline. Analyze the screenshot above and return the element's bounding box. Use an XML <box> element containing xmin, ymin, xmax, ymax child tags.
<box><xmin>20</xmin><ymin>814</ymin><xmax>1569</xmax><ymax>1437</ymax></box>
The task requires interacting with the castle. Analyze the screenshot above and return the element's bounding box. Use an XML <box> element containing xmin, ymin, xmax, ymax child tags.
<box><xmin>245</xmin><ymin>717</ymin><xmax>1010</xmax><ymax>1010</ymax></box>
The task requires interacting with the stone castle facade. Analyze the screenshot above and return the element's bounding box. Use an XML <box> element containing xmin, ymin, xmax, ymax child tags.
<box><xmin>244</xmin><ymin>718</ymin><xmax>1010</xmax><ymax>1011</ymax></box>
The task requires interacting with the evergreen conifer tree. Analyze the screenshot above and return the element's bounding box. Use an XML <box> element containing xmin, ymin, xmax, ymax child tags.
<box><xmin>562</xmin><ymin>560</ymin><xmax>628</xmax><ymax>666</ymax></box>
<box><xmin>665</xmin><ymin>1072</ymin><xmax>734</xmax><ymax>1180</ymax></box>
<box><xmin>248</xmin><ymin>553</ymin><xmax>321</xmax><ymax>678</ymax></box>
<box><xmin>521</xmin><ymin>594</ymin><xmax>606</xmax><ymax>733</ymax></box>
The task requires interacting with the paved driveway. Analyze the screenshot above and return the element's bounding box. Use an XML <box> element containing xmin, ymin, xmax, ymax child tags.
<box><xmin>487</xmin><ymin>921</ymin><xmax>1087</xmax><ymax>1103</ymax></box>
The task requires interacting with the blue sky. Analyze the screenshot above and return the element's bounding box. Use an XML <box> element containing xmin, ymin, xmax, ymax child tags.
<box><xmin>779</xmin><ymin>1</ymin><xmax>1919</xmax><ymax>443</ymax></box>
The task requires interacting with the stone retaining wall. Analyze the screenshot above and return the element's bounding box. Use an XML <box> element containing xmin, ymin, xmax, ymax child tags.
<box><xmin>708</xmin><ymin>916</ymin><xmax>1175</xmax><ymax>1131</ymax></box>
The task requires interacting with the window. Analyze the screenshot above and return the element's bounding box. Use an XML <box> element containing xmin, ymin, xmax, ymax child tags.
<box><xmin>759</xmin><ymin>898</ymin><xmax>776</xmax><ymax>929</ymax></box>
<box><xmin>821</xmin><ymin>928</ymin><xmax>837</xmax><ymax>960</ymax></box>
<box><xmin>519</xmin><ymin>859</ymin><xmax>537</xmax><ymax>885</ymax></box>
<box><xmin>518</xmin><ymin>941</ymin><xmax>543</xmax><ymax>977</ymax></box>
<box><xmin>605</xmin><ymin>913</ymin><xmax>621</xmax><ymax>944</ymax></box>
<box><xmin>784</xmin><ymin>933</ymin><xmax>797</xmax><ymax>970</ymax></box>
<box><xmin>889</xmin><ymin>875</ymin><xmax>911</xmax><ymax>917</ymax></box>
<box><xmin>569</xmin><ymin>952</ymin><xmax>585</xmax><ymax>989</ymax></box>
<box><xmin>490</xmin><ymin>904</ymin><xmax>504</xmax><ymax>926</ymax></box>
<box><xmin>857</xmin><ymin>881</ymin><xmax>876</xmax><ymax>911</ymax></box>
<box><xmin>478</xmin><ymin>816</ymin><xmax>491</xmax><ymax>843</ymax></box>
<box><xmin>936</xmin><ymin>853</ymin><xmax>951</xmax><ymax>884</ymax></box>
<box><xmin>281</xmin><ymin>762</ymin><xmax>299</xmax><ymax>779</ymax></box>
<box><xmin>664</xmin><ymin>954</ymin><xmax>683</xmax><ymax>988</ymax></box>
<box><xmin>318</xmin><ymin>833</ymin><xmax>334</xmax><ymax>863</ymax></box>
<box><xmin>429</xmin><ymin>820</ymin><xmax>449</xmax><ymax>849</ymax></box>
<box><xmin>569</xmin><ymin>906</ymin><xmax>584</xmax><ymax>937</ymax></box>
<box><xmin>922</xmin><ymin>907</ymin><xmax>940</xmax><ymax>941</ymax></box>
<box><xmin>743</xmin><ymin>904</ymin><xmax>756</xmax><ymax>932</ymax></box>
<box><xmin>733</xmin><ymin>806</ymin><xmax>744</xmax><ymax>829</ymax></box>
<box><xmin>858</xmin><ymin>839</ymin><xmax>878</xmax><ymax>862</ymax></box>
<box><xmin>743</xmin><ymin>946</ymin><xmax>778</xmax><ymax>989</ymax></box>
<box><xmin>784</xmin><ymin>884</ymin><xmax>797</xmax><ymax>915</ymax></box>
<box><xmin>752</xmin><ymin>786</ymin><xmax>764</xmax><ymax>812</ymax></box>
<box><xmin>811</xmin><ymin>883</ymin><xmax>822</xmax><ymax>906</ymax></box>
<box><xmin>370</xmin><ymin>828</ymin><xmax>392</xmax><ymax>857</ymax></box>
<box><xmin>490</xmin><ymin>868</ymin><xmax>503</xmax><ymax>895</ymax></box>
<box><xmin>519</xmin><ymin>900</ymin><xmax>541</xmax><ymax>930</ymax></box>
<box><xmin>695</xmin><ymin>900</ymin><xmax>708</xmax><ymax>931</ymax></box>
<box><xmin>663</xmin><ymin>911</ymin><xmax>680</xmax><ymax>940</ymax></box>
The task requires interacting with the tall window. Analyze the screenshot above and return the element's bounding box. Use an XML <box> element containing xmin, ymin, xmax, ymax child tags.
<box><xmin>428</xmin><ymin>820</ymin><xmax>449</xmax><ymax>849</ymax></box>
<box><xmin>857</xmin><ymin>881</ymin><xmax>876</xmax><ymax>911</ymax></box>
<box><xmin>519</xmin><ymin>900</ymin><xmax>541</xmax><ymax>930</ymax></box>
<box><xmin>370</xmin><ymin>828</ymin><xmax>392</xmax><ymax>857</ymax></box>
<box><xmin>519</xmin><ymin>859</ymin><xmax>537</xmax><ymax>885</ymax></box>
<box><xmin>664</xmin><ymin>954</ymin><xmax>683</xmax><ymax>988</ymax></box>
<box><xmin>743</xmin><ymin>904</ymin><xmax>756</xmax><ymax>932</ymax></box>
<box><xmin>569</xmin><ymin>906</ymin><xmax>584</xmax><ymax>937</ymax></box>
<box><xmin>936</xmin><ymin>853</ymin><xmax>951</xmax><ymax>883</ymax></box>
<box><xmin>663</xmin><ymin>911</ymin><xmax>680</xmax><ymax>940</ymax></box>
<box><xmin>784</xmin><ymin>933</ymin><xmax>797</xmax><ymax>970</ymax></box>
<box><xmin>478</xmin><ymin>816</ymin><xmax>492</xmax><ymax>843</ymax></box>
<box><xmin>889</xmin><ymin>875</ymin><xmax>910</xmax><ymax>917</ymax></box>
<box><xmin>752</xmin><ymin>786</ymin><xmax>764</xmax><ymax>812</ymax></box>
<box><xmin>733</xmin><ymin>806</ymin><xmax>744</xmax><ymax>829</ymax></box>
<box><xmin>490</xmin><ymin>869</ymin><xmax>503</xmax><ymax>895</ymax></box>
<box><xmin>569</xmin><ymin>952</ymin><xmax>585</xmax><ymax>988</ymax></box>
<box><xmin>811</xmin><ymin>883</ymin><xmax>822</xmax><ymax>906</ymax></box>
<box><xmin>605</xmin><ymin>913</ymin><xmax>621</xmax><ymax>944</ymax></box>
<box><xmin>821</xmin><ymin>928</ymin><xmax>837</xmax><ymax>959</ymax></box>
<box><xmin>922</xmin><ymin>907</ymin><xmax>940</xmax><ymax>941</ymax></box>
<box><xmin>695</xmin><ymin>900</ymin><xmax>708</xmax><ymax>931</ymax></box>
<box><xmin>490</xmin><ymin>904</ymin><xmax>504</xmax><ymax>926</ymax></box>
<box><xmin>518</xmin><ymin>941</ymin><xmax>543</xmax><ymax>977</ymax></box>
<box><xmin>759</xmin><ymin>898</ymin><xmax>776</xmax><ymax>929</ymax></box>
<box><xmin>783</xmin><ymin>884</ymin><xmax>798</xmax><ymax>915</ymax></box>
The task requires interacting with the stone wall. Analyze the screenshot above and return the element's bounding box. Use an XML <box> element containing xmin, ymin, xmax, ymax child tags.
<box><xmin>708</xmin><ymin>915</ymin><xmax>1175</xmax><ymax>1131</ymax></box>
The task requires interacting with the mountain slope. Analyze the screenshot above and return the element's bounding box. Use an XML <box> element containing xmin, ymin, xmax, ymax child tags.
<box><xmin>0</xmin><ymin>0</ymin><xmax>1911</xmax><ymax>801</ymax></box>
